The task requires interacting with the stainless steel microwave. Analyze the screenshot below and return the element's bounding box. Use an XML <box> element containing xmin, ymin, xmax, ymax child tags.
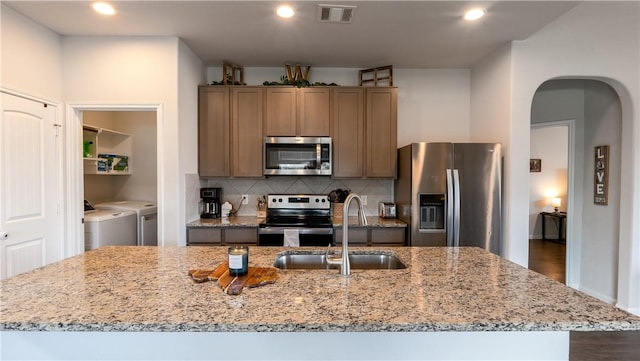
<box><xmin>264</xmin><ymin>137</ymin><xmax>332</xmax><ymax>176</ymax></box>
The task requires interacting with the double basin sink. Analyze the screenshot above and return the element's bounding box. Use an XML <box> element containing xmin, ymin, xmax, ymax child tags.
<box><xmin>273</xmin><ymin>250</ymin><xmax>407</xmax><ymax>270</ymax></box>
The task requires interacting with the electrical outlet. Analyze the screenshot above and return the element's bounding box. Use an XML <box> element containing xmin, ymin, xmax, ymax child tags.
<box><xmin>361</xmin><ymin>195</ymin><xmax>367</xmax><ymax>205</ymax></box>
<box><xmin>241</xmin><ymin>195</ymin><xmax>249</xmax><ymax>205</ymax></box>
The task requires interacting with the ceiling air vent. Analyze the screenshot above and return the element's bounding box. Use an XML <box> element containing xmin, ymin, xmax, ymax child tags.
<box><xmin>317</xmin><ymin>4</ymin><xmax>356</xmax><ymax>23</ymax></box>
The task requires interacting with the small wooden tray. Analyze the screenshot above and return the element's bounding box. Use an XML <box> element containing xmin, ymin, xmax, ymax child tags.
<box><xmin>188</xmin><ymin>262</ymin><xmax>279</xmax><ymax>295</ymax></box>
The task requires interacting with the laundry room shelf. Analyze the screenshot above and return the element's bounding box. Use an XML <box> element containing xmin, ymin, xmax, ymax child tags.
<box><xmin>83</xmin><ymin>125</ymin><xmax>132</xmax><ymax>175</ymax></box>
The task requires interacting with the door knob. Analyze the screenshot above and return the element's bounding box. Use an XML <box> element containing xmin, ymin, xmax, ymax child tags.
<box><xmin>0</xmin><ymin>231</ymin><xmax>8</xmax><ymax>240</ymax></box>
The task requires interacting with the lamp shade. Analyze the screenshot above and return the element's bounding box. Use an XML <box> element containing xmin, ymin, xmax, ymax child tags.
<box><xmin>551</xmin><ymin>197</ymin><xmax>561</xmax><ymax>209</ymax></box>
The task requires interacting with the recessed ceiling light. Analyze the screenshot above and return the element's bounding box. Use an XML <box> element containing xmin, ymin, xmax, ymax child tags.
<box><xmin>276</xmin><ymin>5</ymin><xmax>295</xmax><ymax>18</ymax></box>
<box><xmin>464</xmin><ymin>8</ymin><xmax>486</xmax><ymax>21</ymax></box>
<box><xmin>92</xmin><ymin>2</ymin><xmax>116</xmax><ymax>16</ymax></box>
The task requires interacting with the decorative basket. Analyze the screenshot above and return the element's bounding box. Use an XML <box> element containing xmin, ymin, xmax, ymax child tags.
<box><xmin>332</xmin><ymin>203</ymin><xmax>344</xmax><ymax>218</ymax></box>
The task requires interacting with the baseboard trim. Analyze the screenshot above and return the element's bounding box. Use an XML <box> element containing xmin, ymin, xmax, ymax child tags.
<box><xmin>579</xmin><ymin>286</ymin><xmax>616</xmax><ymax>305</ymax></box>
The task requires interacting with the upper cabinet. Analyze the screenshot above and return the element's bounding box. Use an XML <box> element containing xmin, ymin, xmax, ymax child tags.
<box><xmin>297</xmin><ymin>87</ymin><xmax>330</xmax><ymax>136</ymax></box>
<box><xmin>265</xmin><ymin>87</ymin><xmax>330</xmax><ymax>137</ymax></box>
<box><xmin>198</xmin><ymin>85</ymin><xmax>396</xmax><ymax>179</ymax></box>
<box><xmin>331</xmin><ymin>87</ymin><xmax>365</xmax><ymax>178</ymax></box>
<box><xmin>198</xmin><ymin>86</ymin><xmax>264</xmax><ymax>178</ymax></box>
<box><xmin>198</xmin><ymin>86</ymin><xmax>230</xmax><ymax>177</ymax></box>
<box><xmin>332</xmin><ymin>87</ymin><xmax>397</xmax><ymax>178</ymax></box>
<box><xmin>231</xmin><ymin>87</ymin><xmax>264</xmax><ymax>178</ymax></box>
<box><xmin>365</xmin><ymin>87</ymin><xmax>398</xmax><ymax>178</ymax></box>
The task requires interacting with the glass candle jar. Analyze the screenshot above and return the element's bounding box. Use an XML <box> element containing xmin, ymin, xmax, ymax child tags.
<box><xmin>228</xmin><ymin>246</ymin><xmax>249</xmax><ymax>276</ymax></box>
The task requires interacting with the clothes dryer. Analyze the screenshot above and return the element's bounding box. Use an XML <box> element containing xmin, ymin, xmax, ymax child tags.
<box><xmin>94</xmin><ymin>201</ymin><xmax>158</xmax><ymax>246</ymax></box>
<box><xmin>84</xmin><ymin>210</ymin><xmax>137</xmax><ymax>251</ymax></box>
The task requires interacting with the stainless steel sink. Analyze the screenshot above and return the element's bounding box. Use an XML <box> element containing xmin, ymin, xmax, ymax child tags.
<box><xmin>273</xmin><ymin>251</ymin><xmax>407</xmax><ymax>270</ymax></box>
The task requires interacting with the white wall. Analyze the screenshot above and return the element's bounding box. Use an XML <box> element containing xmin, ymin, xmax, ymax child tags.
<box><xmin>178</xmin><ymin>42</ymin><xmax>205</xmax><ymax>230</ymax></box>
<box><xmin>469</xmin><ymin>44</ymin><xmax>514</xmax><ymax>259</ymax></box>
<box><xmin>508</xmin><ymin>2</ymin><xmax>639</xmax><ymax>313</ymax></box>
<box><xmin>0</xmin><ymin>5</ymin><xmax>62</xmax><ymax>102</ymax></box>
<box><xmin>62</xmin><ymin>36</ymin><xmax>182</xmax><ymax>245</ymax></box>
<box><xmin>580</xmin><ymin>82</ymin><xmax>622</xmax><ymax>303</ymax></box>
<box><xmin>529</xmin><ymin>126</ymin><xmax>568</xmax><ymax>238</ymax></box>
<box><xmin>113</xmin><ymin>111</ymin><xmax>158</xmax><ymax>202</ymax></box>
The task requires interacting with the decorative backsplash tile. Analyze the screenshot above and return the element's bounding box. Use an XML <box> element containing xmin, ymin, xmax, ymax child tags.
<box><xmin>190</xmin><ymin>176</ymin><xmax>394</xmax><ymax>217</ymax></box>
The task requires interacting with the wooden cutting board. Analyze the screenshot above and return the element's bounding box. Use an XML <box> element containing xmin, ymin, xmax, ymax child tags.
<box><xmin>188</xmin><ymin>262</ymin><xmax>279</xmax><ymax>295</ymax></box>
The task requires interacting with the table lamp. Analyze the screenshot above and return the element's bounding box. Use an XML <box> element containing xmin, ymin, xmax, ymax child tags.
<box><xmin>551</xmin><ymin>197</ymin><xmax>561</xmax><ymax>213</ymax></box>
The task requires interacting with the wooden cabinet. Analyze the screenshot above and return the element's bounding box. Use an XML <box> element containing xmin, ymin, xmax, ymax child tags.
<box><xmin>297</xmin><ymin>87</ymin><xmax>330</xmax><ymax>136</ymax></box>
<box><xmin>198</xmin><ymin>86</ymin><xmax>264</xmax><ymax>178</ymax></box>
<box><xmin>366</xmin><ymin>87</ymin><xmax>397</xmax><ymax>178</ymax></box>
<box><xmin>198</xmin><ymin>85</ymin><xmax>396</xmax><ymax>179</ymax></box>
<box><xmin>332</xmin><ymin>87</ymin><xmax>397</xmax><ymax>178</ymax></box>
<box><xmin>334</xmin><ymin>227</ymin><xmax>404</xmax><ymax>247</ymax></box>
<box><xmin>331</xmin><ymin>87</ymin><xmax>365</xmax><ymax>177</ymax></box>
<box><xmin>231</xmin><ymin>87</ymin><xmax>264</xmax><ymax>177</ymax></box>
<box><xmin>265</xmin><ymin>87</ymin><xmax>296</xmax><ymax>136</ymax></box>
<box><xmin>198</xmin><ymin>86</ymin><xmax>230</xmax><ymax>177</ymax></box>
<box><xmin>265</xmin><ymin>87</ymin><xmax>330</xmax><ymax>136</ymax></box>
<box><xmin>187</xmin><ymin>227</ymin><xmax>258</xmax><ymax>246</ymax></box>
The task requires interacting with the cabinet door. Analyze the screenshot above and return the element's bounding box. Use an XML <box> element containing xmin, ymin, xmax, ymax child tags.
<box><xmin>232</xmin><ymin>87</ymin><xmax>264</xmax><ymax>177</ymax></box>
<box><xmin>198</xmin><ymin>86</ymin><xmax>230</xmax><ymax>177</ymax></box>
<box><xmin>331</xmin><ymin>87</ymin><xmax>364</xmax><ymax>178</ymax></box>
<box><xmin>225</xmin><ymin>228</ymin><xmax>258</xmax><ymax>245</ymax></box>
<box><xmin>265</xmin><ymin>87</ymin><xmax>296</xmax><ymax>136</ymax></box>
<box><xmin>187</xmin><ymin>228</ymin><xmax>222</xmax><ymax>245</ymax></box>
<box><xmin>366</xmin><ymin>87</ymin><xmax>397</xmax><ymax>178</ymax></box>
<box><xmin>297</xmin><ymin>87</ymin><xmax>330</xmax><ymax>136</ymax></box>
<box><xmin>334</xmin><ymin>228</ymin><xmax>368</xmax><ymax>245</ymax></box>
<box><xmin>371</xmin><ymin>228</ymin><xmax>405</xmax><ymax>246</ymax></box>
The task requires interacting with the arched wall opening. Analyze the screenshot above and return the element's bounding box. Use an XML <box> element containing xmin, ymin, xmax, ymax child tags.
<box><xmin>530</xmin><ymin>79</ymin><xmax>623</xmax><ymax>304</ymax></box>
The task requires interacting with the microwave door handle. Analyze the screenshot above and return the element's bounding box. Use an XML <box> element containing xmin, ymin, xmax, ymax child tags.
<box><xmin>446</xmin><ymin>169</ymin><xmax>454</xmax><ymax>247</ymax></box>
<box><xmin>316</xmin><ymin>143</ymin><xmax>321</xmax><ymax>169</ymax></box>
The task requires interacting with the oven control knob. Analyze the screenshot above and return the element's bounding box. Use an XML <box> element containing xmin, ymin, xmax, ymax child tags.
<box><xmin>278</xmin><ymin>198</ymin><xmax>283</xmax><ymax>203</ymax></box>
<box><xmin>321</xmin><ymin>199</ymin><xmax>326</xmax><ymax>202</ymax></box>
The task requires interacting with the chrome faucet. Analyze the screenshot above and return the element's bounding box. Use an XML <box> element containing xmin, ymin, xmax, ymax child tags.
<box><xmin>326</xmin><ymin>193</ymin><xmax>368</xmax><ymax>276</ymax></box>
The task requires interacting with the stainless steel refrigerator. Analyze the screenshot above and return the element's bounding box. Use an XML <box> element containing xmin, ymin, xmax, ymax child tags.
<box><xmin>395</xmin><ymin>143</ymin><xmax>502</xmax><ymax>255</ymax></box>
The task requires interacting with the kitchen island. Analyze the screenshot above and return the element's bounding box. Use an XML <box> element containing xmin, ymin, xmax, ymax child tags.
<box><xmin>2</xmin><ymin>246</ymin><xmax>639</xmax><ymax>360</ymax></box>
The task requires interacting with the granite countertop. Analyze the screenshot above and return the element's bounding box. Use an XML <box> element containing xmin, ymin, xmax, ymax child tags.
<box><xmin>187</xmin><ymin>216</ymin><xmax>262</xmax><ymax>227</ymax></box>
<box><xmin>2</xmin><ymin>246</ymin><xmax>639</xmax><ymax>333</ymax></box>
<box><xmin>187</xmin><ymin>216</ymin><xmax>406</xmax><ymax>228</ymax></box>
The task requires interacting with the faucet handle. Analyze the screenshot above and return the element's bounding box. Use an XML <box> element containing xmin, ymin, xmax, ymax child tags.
<box><xmin>325</xmin><ymin>244</ymin><xmax>342</xmax><ymax>265</ymax></box>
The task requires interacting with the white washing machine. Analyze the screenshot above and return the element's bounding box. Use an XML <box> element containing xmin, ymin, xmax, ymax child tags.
<box><xmin>94</xmin><ymin>201</ymin><xmax>158</xmax><ymax>246</ymax></box>
<box><xmin>84</xmin><ymin>210</ymin><xmax>137</xmax><ymax>251</ymax></box>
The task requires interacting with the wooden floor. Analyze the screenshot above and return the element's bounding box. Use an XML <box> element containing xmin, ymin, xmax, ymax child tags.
<box><xmin>528</xmin><ymin>239</ymin><xmax>640</xmax><ymax>361</ymax></box>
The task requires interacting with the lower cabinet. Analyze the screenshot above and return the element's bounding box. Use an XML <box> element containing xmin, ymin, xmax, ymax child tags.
<box><xmin>334</xmin><ymin>227</ymin><xmax>405</xmax><ymax>247</ymax></box>
<box><xmin>187</xmin><ymin>227</ymin><xmax>258</xmax><ymax>246</ymax></box>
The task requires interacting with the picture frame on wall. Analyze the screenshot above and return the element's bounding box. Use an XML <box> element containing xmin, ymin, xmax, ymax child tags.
<box><xmin>530</xmin><ymin>158</ymin><xmax>541</xmax><ymax>172</ymax></box>
<box><xmin>594</xmin><ymin>145</ymin><xmax>609</xmax><ymax>205</ymax></box>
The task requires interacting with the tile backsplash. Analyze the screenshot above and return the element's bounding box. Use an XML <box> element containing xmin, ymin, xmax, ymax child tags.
<box><xmin>187</xmin><ymin>175</ymin><xmax>394</xmax><ymax>220</ymax></box>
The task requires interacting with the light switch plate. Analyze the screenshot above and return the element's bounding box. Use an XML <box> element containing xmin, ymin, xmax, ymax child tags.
<box><xmin>241</xmin><ymin>195</ymin><xmax>249</xmax><ymax>205</ymax></box>
<box><xmin>361</xmin><ymin>195</ymin><xmax>367</xmax><ymax>205</ymax></box>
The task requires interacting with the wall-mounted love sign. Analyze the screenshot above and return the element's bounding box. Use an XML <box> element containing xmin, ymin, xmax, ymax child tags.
<box><xmin>594</xmin><ymin>145</ymin><xmax>609</xmax><ymax>206</ymax></box>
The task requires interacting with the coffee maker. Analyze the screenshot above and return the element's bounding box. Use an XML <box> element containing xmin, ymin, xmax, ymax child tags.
<box><xmin>200</xmin><ymin>188</ymin><xmax>221</xmax><ymax>219</ymax></box>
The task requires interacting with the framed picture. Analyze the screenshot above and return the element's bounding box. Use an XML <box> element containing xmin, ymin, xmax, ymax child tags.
<box><xmin>594</xmin><ymin>145</ymin><xmax>609</xmax><ymax>205</ymax></box>
<box><xmin>530</xmin><ymin>159</ymin><xmax>541</xmax><ymax>172</ymax></box>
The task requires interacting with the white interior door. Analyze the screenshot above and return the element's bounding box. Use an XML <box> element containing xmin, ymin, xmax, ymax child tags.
<box><xmin>0</xmin><ymin>92</ymin><xmax>63</xmax><ymax>279</ymax></box>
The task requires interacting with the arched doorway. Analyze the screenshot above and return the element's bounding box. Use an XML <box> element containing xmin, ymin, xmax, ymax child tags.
<box><xmin>529</xmin><ymin>79</ymin><xmax>622</xmax><ymax>303</ymax></box>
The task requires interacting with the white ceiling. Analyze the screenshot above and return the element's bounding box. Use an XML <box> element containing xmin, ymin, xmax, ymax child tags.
<box><xmin>4</xmin><ymin>1</ymin><xmax>580</xmax><ymax>68</ymax></box>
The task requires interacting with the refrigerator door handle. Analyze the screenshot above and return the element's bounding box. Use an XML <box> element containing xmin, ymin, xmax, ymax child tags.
<box><xmin>453</xmin><ymin>169</ymin><xmax>461</xmax><ymax>247</ymax></box>
<box><xmin>446</xmin><ymin>169</ymin><xmax>454</xmax><ymax>247</ymax></box>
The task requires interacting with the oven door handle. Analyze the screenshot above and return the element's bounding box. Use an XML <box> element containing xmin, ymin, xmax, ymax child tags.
<box><xmin>258</xmin><ymin>227</ymin><xmax>334</xmax><ymax>235</ymax></box>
